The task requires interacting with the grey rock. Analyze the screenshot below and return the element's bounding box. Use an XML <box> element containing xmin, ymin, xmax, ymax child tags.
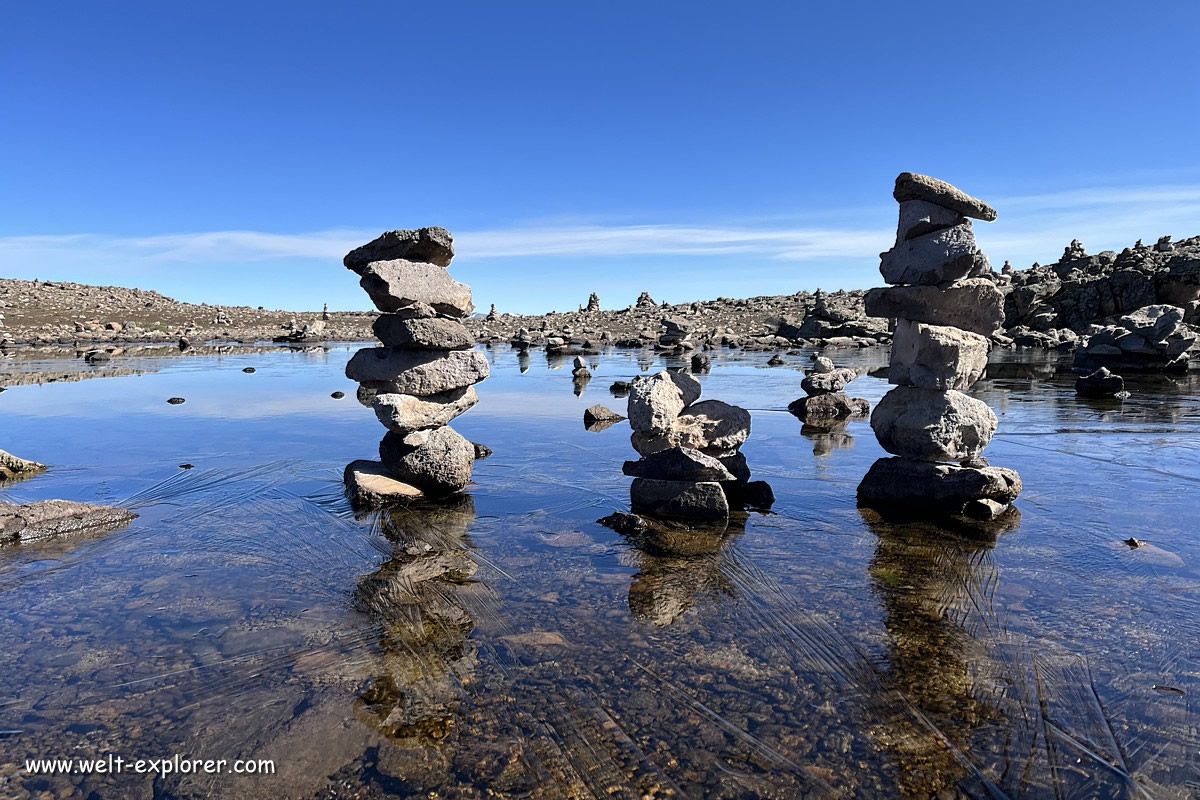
<box><xmin>626</xmin><ymin>371</ymin><xmax>702</xmax><ymax>435</ymax></box>
<box><xmin>802</xmin><ymin>367</ymin><xmax>857</xmax><ymax>396</ymax></box>
<box><xmin>343</xmin><ymin>459</ymin><xmax>425</xmax><ymax>507</ymax></box>
<box><xmin>629</xmin><ymin>478</ymin><xmax>729</xmax><ymax>521</ymax></box>
<box><xmin>864</xmin><ymin>279</ymin><xmax>1004</xmax><ymax>336</ymax></box>
<box><xmin>889</xmin><ymin>319</ymin><xmax>989</xmax><ymax>390</ymax></box>
<box><xmin>373</xmin><ymin>316</ymin><xmax>474</xmax><ymax>350</ymax></box>
<box><xmin>892</xmin><ymin>172</ymin><xmax>997</xmax><ymax>222</ymax></box>
<box><xmin>344</xmin><ymin>227</ymin><xmax>454</xmax><ymax>273</ymax></box>
<box><xmin>379</xmin><ymin>427</ymin><xmax>475</xmax><ymax>496</ymax></box>
<box><xmin>787</xmin><ymin>392</ymin><xmax>870</xmax><ymax>420</ymax></box>
<box><xmin>879</xmin><ymin>224</ymin><xmax>979</xmax><ymax>286</ymax></box>
<box><xmin>631</xmin><ymin>399</ymin><xmax>751</xmax><ymax>456</ymax></box>
<box><xmin>896</xmin><ymin>199</ymin><xmax>966</xmax><ymax>242</ymax></box>
<box><xmin>1075</xmin><ymin>367</ymin><xmax>1126</xmax><ymax>398</ymax></box>
<box><xmin>857</xmin><ymin>457</ymin><xmax>1021</xmax><ymax>511</ymax></box>
<box><xmin>346</xmin><ymin>348</ymin><xmax>489</xmax><ymax>396</ymax></box>
<box><xmin>1</xmin><ymin>500</ymin><xmax>137</xmax><ymax>544</ymax></box>
<box><xmin>623</xmin><ymin>448</ymin><xmax>736</xmax><ymax>481</ymax></box>
<box><xmin>871</xmin><ymin>386</ymin><xmax>997</xmax><ymax>462</ymax></box>
<box><xmin>359</xmin><ymin>260</ymin><xmax>474</xmax><ymax>317</ymax></box>
<box><xmin>810</xmin><ymin>355</ymin><xmax>835</xmax><ymax>373</ymax></box>
<box><xmin>372</xmin><ymin>387</ymin><xmax>479</xmax><ymax>434</ymax></box>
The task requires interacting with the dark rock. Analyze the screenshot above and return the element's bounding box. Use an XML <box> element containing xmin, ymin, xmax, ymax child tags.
<box><xmin>242</xmin><ymin>367</ymin><xmax>255</xmax><ymax>373</ymax></box>
<box><xmin>344</xmin><ymin>227</ymin><xmax>454</xmax><ymax>273</ymax></box>
<box><xmin>331</xmin><ymin>391</ymin><xmax>345</xmax><ymax>399</ymax></box>
<box><xmin>690</xmin><ymin>352</ymin><xmax>711</xmax><ymax>371</ymax></box>
<box><xmin>629</xmin><ymin>478</ymin><xmax>729</xmax><ymax>521</ymax></box>
<box><xmin>857</xmin><ymin>457</ymin><xmax>1022</xmax><ymax>513</ymax></box>
<box><xmin>472</xmin><ymin>442</ymin><xmax>493</xmax><ymax>459</ymax></box>
<box><xmin>167</xmin><ymin>397</ymin><xmax>186</xmax><ymax>404</ymax></box>
<box><xmin>1075</xmin><ymin>367</ymin><xmax>1126</xmax><ymax>398</ymax></box>
<box><xmin>723</xmin><ymin>479</ymin><xmax>775</xmax><ymax>511</ymax></box>
<box><xmin>892</xmin><ymin>172</ymin><xmax>997</xmax><ymax>222</ymax></box>
<box><xmin>788</xmin><ymin>392</ymin><xmax>869</xmax><ymax>420</ymax></box>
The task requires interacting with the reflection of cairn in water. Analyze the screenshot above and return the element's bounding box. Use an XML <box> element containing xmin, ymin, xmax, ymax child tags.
<box><xmin>860</xmin><ymin>506</ymin><xmax>1017</xmax><ymax>796</ymax></box>
<box><xmin>858</xmin><ymin>174</ymin><xmax>1021</xmax><ymax>521</ymax></box>
<box><xmin>619</xmin><ymin>370</ymin><xmax>772</xmax><ymax>521</ymax></box>
<box><xmin>600</xmin><ymin>509</ymin><xmax>744</xmax><ymax>625</ymax></box>
<box><xmin>353</xmin><ymin>497</ymin><xmax>478</xmax><ymax>743</ymax></box>
<box><xmin>341</xmin><ymin>228</ymin><xmax>489</xmax><ymax>506</ymax></box>
<box><xmin>800</xmin><ymin>417</ymin><xmax>856</xmax><ymax>457</ymax></box>
<box><xmin>788</xmin><ymin>352</ymin><xmax>870</xmax><ymax>423</ymax></box>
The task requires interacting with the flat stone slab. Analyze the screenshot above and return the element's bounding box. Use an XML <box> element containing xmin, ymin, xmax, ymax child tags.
<box><xmin>373</xmin><ymin>316</ymin><xmax>474</xmax><ymax>350</ymax></box>
<box><xmin>343</xmin><ymin>459</ymin><xmax>425</xmax><ymax>507</ymax></box>
<box><xmin>857</xmin><ymin>457</ymin><xmax>1021</xmax><ymax>513</ymax></box>
<box><xmin>893</xmin><ymin>172</ymin><xmax>997</xmax><ymax>221</ymax></box>
<box><xmin>896</xmin><ymin>199</ymin><xmax>965</xmax><ymax>242</ymax></box>
<box><xmin>871</xmin><ymin>386</ymin><xmax>997</xmax><ymax>462</ymax></box>
<box><xmin>372</xmin><ymin>386</ymin><xmax>478</xmax><ymax>434</ymax></box>
<box><xmin>359</xmin><ymin>260</ymin><xmax>474</xmax><ymax>317</ymax></box>
<box><xmin>889</xmin><ymin>319</ymin><xmax>989</xmax><ymax>390</ymax></box>
<box><xmin>879</xmin><ymin>224</ymin><xmax>979</xmax><ymax>286</ymax></box>
<box><xmin>623</xmin><ymin>447</ymin><xmax>735</xmax><ymax>481</ymax></box>
<box><xmin>629</xmin><ymin>478</ymin><xmax>729</xmax><ymax>521</ymax></box>
<box><xmin>0</xmin><ymin>500</ymin><xmax>136</xmax><ymax>544</ymax></box>
<box><xmin>864</xmin><ymin>279</ymin><xmax>1004</xmax><ymax>336</ymax></box>
<box><xmin>344</xmin><ymin>227</ymin><xmax>454</xmax><ymax>274</ymax></box>
<box><xmin>346</xmin><ymin>348</ymin><xmax>489</xmax><ymax>396</ymax></box>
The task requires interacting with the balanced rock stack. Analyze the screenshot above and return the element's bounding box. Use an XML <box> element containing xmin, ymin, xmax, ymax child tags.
<box><xmin>342</xmin><ymin>228</ymin><xmax>489</xmax><ymax>505</ymax></box>
<box><xmin>621</xmin><ymin>371</ymin><xmax>771</xmax><ymax>521</ymax></box>
<box><xmin>658</xmin><ymin>317</ymin><xmax>695</xmax><ymax>351</ymax></box>
<box><xmin>858</xmin><ymin>174</ymin><xmax>1021</xmax><ymax>519</ymax></box>
<box><xmin>787</xmin><ymin>354</ymin><xmax>870</xmax><ymax>421</ymax></box>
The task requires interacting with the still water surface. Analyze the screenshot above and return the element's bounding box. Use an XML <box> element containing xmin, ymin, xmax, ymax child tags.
<box><xmin>1</xmin><ymin>343</ymin><xmax>1198</xmax><ymax>798</ymax></box>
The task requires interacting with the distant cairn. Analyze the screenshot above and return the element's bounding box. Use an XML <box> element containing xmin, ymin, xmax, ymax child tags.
<box><xmin>341</xmin><ymin>227</ymin><xmax>489</xmax><ymax>506</ymax></box>
<box><xmin>858</xmin><ymin>173</ymin><xmax>1021</xmax><ymax>520</ymax></box>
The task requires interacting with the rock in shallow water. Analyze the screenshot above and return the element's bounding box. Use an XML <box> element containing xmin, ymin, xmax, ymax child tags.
<box><xmin>343</xmin><ymin>459</ymin><xmax>425</xmax><ymax>507</ymax></box>
<box><xmin>372</xmin><ymin>315</ymin><xmax>474</xmax><ymax>350</ymax></box>
<box><xmin>1075</xmin><ymin>367</ymin><xmax>1126</xmax><ymax>398</ymax></box>
<box><xmin>623</xmin><ymin>447</ymin><xmax>735</xmax><ymax>482</ymax></box>
<box><xmin>0</xmin><ymin>500</ymin><xmax>137</xmax><ymax>544</ymax></box>
<box><xmin>629</xmin><ymin>478</ymin><xmax>729</xmax><ymax>521</ymax></box>
<box><xmin>0</xmin><ymin>449</ymin><xmax>45</xmax><ymax>481</ymax></box>
<box><xmin>889</xmin><ymin>318</ymin><xmax>989</xmax><ymax>390</ymax></box>
<box><xmin>871</xmin><ymin>386</ymin><xmax>997</xmax><ymax>462</ymax></box>
<box><xmin>346</xmin><ymin>348</ymin><xmax>489</xmax><ymax>396</ymax></box>
<box><xmin>379</xmin><ymin>427</ymin><xmax>475</xmax><ymax>496</ymax></box>
<box><xmin>788</xmin><ymin>392</ymin><xmax>870</xmax><ymax>420</ymax></box>
<box><xmin>857</xmin><ymin>457</ymin><xmax>1021</xmax><ymax>511</ymax></box>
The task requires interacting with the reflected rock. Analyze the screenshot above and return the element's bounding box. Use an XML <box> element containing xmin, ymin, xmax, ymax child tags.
<box><xmin>787</xmin><ymin>392</ymin><xmax>869</xmax><ymax>421</ymax></box>
<box><xmin>800</xmin><ymin>418</ymin><xmax>856</xmax><ymax>457</ymax></box>
<box><xmin>628</xmin><ymin>555</ymin><xmax>735</xmax><ymax>626</ymax></box>
<box><xmin>598</xmin><ymin>510</ymin><xmax>743</xmax><ymax>557</ymax></box>
<box><xmin>583</xmin><ymin>403</ymin><xmax>625</xmax><ymax>432</ymax></box>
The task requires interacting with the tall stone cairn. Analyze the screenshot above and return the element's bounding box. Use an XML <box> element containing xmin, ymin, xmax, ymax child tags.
<box><xmin>341</xmin><ymin>227</ymin><xmax>489</xmax><ymax>505</ymax></box>
<box><xmin>857</xmin><ymin>174</ymin><xmax>1021</xmax><ymax>520</ymax></box>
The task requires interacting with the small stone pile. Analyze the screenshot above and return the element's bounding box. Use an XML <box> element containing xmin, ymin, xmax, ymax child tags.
<box><xmin>620</xmin><ymin>371</ymin><xmax>771</xmax><ymax>520</ymax></box>
<box><xmin>787</xmin><ymin>354</ymin><xmax>869</xmax><ymax>421</ymax></box>
<box><xmin>586</xmin><ymin>292</ymin><xmax>600</xmax><ymax>312</ymax></box>
<box><xmin>858</xmin><ymin>174</ymin><xmax>1021</xmax><ymax>520</ymax></box>
<box><xmin>658</xmin><ymin>317</ymin><xmax>695</xmax><ymax>351</ymax></box>
<box><xmin>341</xmin><ymin>227</ymin><xmax>489</xmax><ymax>505</ymax></box>
<box><xmin>635</xmin><ymin>291</ymin><xmax>657</xmax><ymax>310</ymax></box>
<box><xmin>1074</xmin><ymin>304</ymin><xmax>1198</xmax><ymax>372</ymax></box>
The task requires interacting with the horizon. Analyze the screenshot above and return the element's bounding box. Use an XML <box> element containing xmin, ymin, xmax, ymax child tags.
<box><xmin>2</xmin><ymin>1</ymin><xmax>1197</xmax><ymax>314</ymax></box>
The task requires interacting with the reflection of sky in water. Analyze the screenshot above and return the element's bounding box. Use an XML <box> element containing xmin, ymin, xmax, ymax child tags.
<box><xmin>1</xmin><ymin>343</ymin><xmax>1198</xmax><ymax>797</ymax></box>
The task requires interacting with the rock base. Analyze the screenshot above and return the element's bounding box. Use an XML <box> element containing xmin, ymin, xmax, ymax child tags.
<box><xmin>344</xmin><ymin>459</ymin><xmax>425</xmax><ymax>508</ymax></box>
<box><xmin>856</xmin><ymin>457</ymin><xmax>1021</xmax><ymax>517</ymax></box>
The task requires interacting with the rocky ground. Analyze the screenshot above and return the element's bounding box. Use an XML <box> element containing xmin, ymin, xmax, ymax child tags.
<box><xmin>3</xmin><ymin>233</ymin><xmax>1198</xmax><ymax>369</ymax></box>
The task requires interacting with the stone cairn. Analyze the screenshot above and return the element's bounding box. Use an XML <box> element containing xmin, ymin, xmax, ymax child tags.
<box><xmin>657</xmin><ymin>316</ymin><xmax>695</xmax><ymax>352</ymax></box>
<box><xmin>787</xmin><ymin>354</ymin><xmax>870</xmax><ymax>421</ymax></box>
<box><xmin>586</xmin><ymin>292</ymin><xmax>600</xmax><ymax>312</ymax></box>
<box><xmin>858</xmin><ymin>173</ymin><xmax>1021</xmax><ymax>520</ymax></box>
<box><xmin>612</xmin><ymin>371</ymin><xmax>772</xmax><ymax>523</ymax></box>
<box><xmin>341</xmin><ymin>227</ymin><xmax>489</xmax><ymax>506</ymax></box>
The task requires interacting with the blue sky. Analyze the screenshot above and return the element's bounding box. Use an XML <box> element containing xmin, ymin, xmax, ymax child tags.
<box><xmin>2</xmin><ymin>1</ymin><xmax>1197</xmax><ymax>314</ymax></box>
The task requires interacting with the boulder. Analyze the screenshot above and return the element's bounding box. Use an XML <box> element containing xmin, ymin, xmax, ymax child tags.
<box><xmin>0</xmin><ymin>500</ymin><xmax>137</xmax><ymax>544</ymax></box>
<box><xmin>801</xmin><ymin>367</ymin><xmax>856</xmax><ymax>396</ymax></box>
<box><xmin>871</xmin><ymin>386</ymin><xmax>997</xmax><ymax>462</ymax></box>
<box><xmin>344</xmin><ymin>227</ymin><xmax>454</xmax><ymax>273</ymax></box>
<box><xmin>631</xmin><ymin>399</ymin><xmax>751</xmax><ymax>457</ymax></box>
<box><xmin>788</xmin><ymin>393</ymin><xmax>870</xmax><ymax>420</ymax></box>
<box><xmin>629</xmin><ymin>479</ymin><xmax>729</xmax><ymax>521</ymax></box>
<box><xmin>1074</xmin><ymin>367</ymin><xmax>1126</xmax><ymax>399</ymax></box>
<box><xmin>864</xmin><ymin>279</ymin><xmax>1004</xmax><ymax>336</ymax></box>
<box><xmin>892</xmin><ymin>172</ymin><xmax>997</xmax><ymax>222</ymax></box>
<box><xmin>889</xmin><ymin>319</ymin><xmax>989</xmax><ymax>390</ymax></box>
<box><xmin>719</xmin><ymin>452</ymin><xmax>751</xmax><ymax>482</ymax></box>
<box><xmin>343</xmin><ymin>459</ymin><xmax>425</xmax><ymax>507</ymax></box>
<box><xmin>359</xmin><ymin>260</ymin><xmax>474</xmax><ymax>317</ymax></box>
<box><xmin>879</xmin><ymin>224</ymin><xmax>979</xmax><ymax>286</ymax></box>
<box><xmin>626</xmin><ymin>371</ymin><xmax>702</xmax><ymax>435</ymax></box>
<box><xmin>346</xmin><ymin>348</ymin><xmax>489</xmax><ymax>396</ymax></box>
<box><xmin>623</xmin><ymin>448</ymin><xmax>735</xmax><ymax>481</ymax></box>
<box><xmin>896</xmin><ymin>199</ymin><xmax>966</xmax><ymax>242</ymax></box>
<box><xmin>372</xmin><ymin>387</ymin><xmax>479</xmax><ymax>434</ymax></box>
<box><xmin>857</xmin><ymin>457</ymin><xmax>1021</xmax><ymax>512</ymax></box>
<box><xmin>379</xmin><ymin>427</ymin><xmax>475</xmax><ymax>496</ymax></box>
<box><xmin>372</xmin><ymin>316</ymin><xmax>474</xmax><ymax>350</ymax></box>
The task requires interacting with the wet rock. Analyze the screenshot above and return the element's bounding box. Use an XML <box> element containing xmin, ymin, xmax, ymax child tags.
<box><xmin>767</xmin><ymin>354</ymin><xmax>785</xmax><ymax>366</ymax></box>
<box><xmin>801</xmin><ymin>367</ymin><xmax>856</xmax><ymax>396</ymax></box>
<box><xmin>346</xmin><ymin>348</ymin><xmax>489</xmax><ymax>396</ymax></box>
<box><xmin>788</xmin><ymin>392</ymin><xmax>870</xmax><ymax>420</ymax></box>
<box><xmin>372</xmin><ymin>316</ymin><xmax>474</xmax><ymax>350</ymax></box>
<box><xmin>583</xmin><ymin>404</ymin><xmax>624</xmax><ymax>426</ymax></box>
<box><xmin>879</xmin><ymin>223</ymin><xmax>979</xmax><ymax>286</ymax></box>
<box><xmin>892</xmin><ymin>172</ymin><xmax>997</xmax><ymax>221</ymax></box>
<box><xmin>622</xmin><ymin>447</ymin><xmax>735</xmax><ymax>481</ymax></box>
<box><xmin>723</xmin><ymin>479</ymin><xmax>775</xmax><ymax>511</ymax></box>
<box><xmin>871</xmin><ymin>386</ymin><xmax>997</xmax><ymax>462</ymax></box>
<box><xmin>379</xmin><ymin>427</ymin><xmax>475</xmax><ymax>496</ymax></box>
<box><xmin>343</xmin><ymin>227</ymin><xmax>454</xmax><ymax>273</ymax></box>
<box><xmin>864</xmin><ymin>278</ymin><xmax>1004</xmax><ymax>336</ymax></box>
<box><xmin>690</xmin><ymin>352</ymin><xmax>711</xmax><ymax>371</ymax></box>
<box><xmin>889</xmin><ymin>319</ymin><xmax>989</xmax><ymax>390</ymax></box>
<box><xmin>471</xmin><ymin>442</ymin><xmax>492</xmax><ymax>459</ymax></box>
<box><xmin>626</xmin><ymin>370</ymin><xmax>702</xmax><ymax>435</ymax></box>
<box><xmin>1075</xmin><ymin>367</ymin><xmax>1126</xmax><ymax>399</ymax></box>
<box><xmin>344</xmin><ymin>459</ymin><xmax>425</xmax><ymax>507</ymax></box>
<box><xmin>629</xmin><ymin>478</ymin><xmax>729</xmax><ymax>521</ymax></box>
<box><xmin>372</xmin><ymin>387</ymin><xmax>479</xmax><ymax>434</ymax></box>
<box><xmin>0</xmin><ymin>449</ymin><xmax>45</xmax><ymax>481</ymax></box>
<box><xmin>242</xmin><ymin>366</ymin><xmax>256</xmax><ymax>373</ymax></box>
<box><xmin>857</xmin><ymin>458</ymin><xmax>1021</xmax><ymax>511</ymax></box>
<box><xmin>0</xmin><ymin>500</ymin><xmax>137</xmax><ymax>544</ymax></box>
<box><xmin>358</xmin><ymin>260</ymin><xmax>474</xmax><ymax>317</ymax></box>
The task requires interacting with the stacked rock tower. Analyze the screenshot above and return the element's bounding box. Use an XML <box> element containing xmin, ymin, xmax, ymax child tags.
<box><xmin>621</xmin><ymin>371</ymin><xmax>772</xmax><ymax>521</ymax></box>
<box><xmin>342</xmin><ymin>227</ymin><xmax>489</xmax><ymax>505</ymax></box>
<box><xmin>858</xmin><ymin>174</ymin><xmax>1021</xmax><ymax>519</ymax></box>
